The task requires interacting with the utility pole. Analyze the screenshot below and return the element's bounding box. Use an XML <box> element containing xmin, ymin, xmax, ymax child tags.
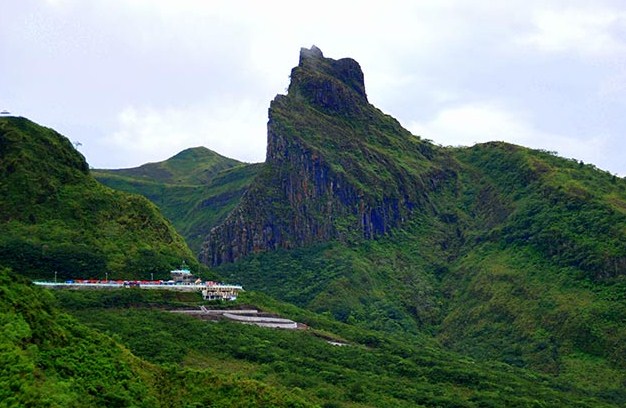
<box><xmin>54</xmin><ymin>271</ymin><xmax>57</xmax><ymax>283</ymax></box>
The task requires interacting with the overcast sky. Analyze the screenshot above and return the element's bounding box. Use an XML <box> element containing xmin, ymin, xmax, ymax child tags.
<box><xmin>2</xmin><ymin>1</ymin><xmax>625</xmax><ymax>175</ymax></box>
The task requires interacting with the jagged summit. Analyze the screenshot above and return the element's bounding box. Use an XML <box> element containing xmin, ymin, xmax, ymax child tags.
<box><xmin>201</xmin><ymin>47</ymin><xmax>441</xmax><ymax>265</ymax></box>
<box><xmin>286</xmin><ymin>46</ymin><xmax>367</xmax><ymax>114</ymax></box>
<box><xmin>298</xmin><ymin>45</ymin><xmax>324</xmax><ymax>63</ymax></box>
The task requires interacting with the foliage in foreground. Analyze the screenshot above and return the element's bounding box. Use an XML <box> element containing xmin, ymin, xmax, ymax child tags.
<box><xmin>57</xmin><ymin>287</ymin><xmax>620</xmax><ymax>408</ymax></box>
<box><xmin>0</xmin><ymin>267</ymin><xmax>314</xmax><ymax>407</ymax></box>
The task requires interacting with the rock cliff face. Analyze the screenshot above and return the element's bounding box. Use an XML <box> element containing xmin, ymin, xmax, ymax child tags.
<box><xmin>200</xmin><ymin>46</ymin><xmax>452</xmax><ymax>265</ymax></box>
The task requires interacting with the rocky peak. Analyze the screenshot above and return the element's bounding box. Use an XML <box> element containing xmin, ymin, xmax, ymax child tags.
<box><xmin>298</xmin><ymin>45</ymin><xmax>324</xmax><ymax>63</ymax></box>
<box><xmin>200</xmin><ymin>47</ymin><xmax>442</xmax><ymax>266</ymax></box>
<box><xmin>287</xmin><ymin>46</ymin><xmax>367</xmax><ymax>114</ymax></box>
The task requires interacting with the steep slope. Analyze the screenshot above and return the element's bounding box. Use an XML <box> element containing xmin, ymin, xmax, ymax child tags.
<box><xmin>438</xmin><ymin>143</ymin><xmax>626</xmax><ymax>386</ymax></box>
<box><xmin>93</xmin><ymin>149</ymin><xmax>260</xmax><ymax>253</ymax></box>
<box><xmin>0</xmin><ymin>116</ymin><xmax>196</xmax><ymax>280</ymax></box>
<box><xmin>202</xmin><ymin>46</ymin><xmax>453</xmax><ymax>265</ymax></box>
<box><xmin>203</xmin><ymin>47</ymin><xmax>626</xmax><ymax>403</ymax></box>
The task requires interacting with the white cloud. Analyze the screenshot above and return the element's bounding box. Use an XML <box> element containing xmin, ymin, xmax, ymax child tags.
<box><xmin>408</xmin><ymin>102</ymin><xmax>539</xmax><ymax>147</ymax></box>
<box><xmin>4</xmin><ymin>0</ymin><xmax>626</xmax><ymax>176</ymax></box>
<box><xmin>407</xmin><ymin>102</ymin><xmax>608</xmax><ymax>167</ymax></box>
<box><xmin>599</xmin><ymin>70</ymin><xmax>626</xmax><ymax>97</ymax></box>
<box><xmin>43</xmin><ymin>0</ymin><xmax>69</xmax><ymax>6</ymax></box>
<box><xmin>103</xmin><ymin>99</ymin><xmax>267</xmax><ymax>168</ymax></box>
<box><xmin>517</xmin><ymin>7</ymin><xmax>626</xmax><ymax>55</ymax></box>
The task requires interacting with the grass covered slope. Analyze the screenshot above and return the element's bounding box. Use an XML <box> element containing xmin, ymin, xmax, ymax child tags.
<box><xmin>96</xmin><ymin>146</ymin><xmax>243</xmax><ymax>185</ymax></box>
<box><xmin>0</xmin><ymin>267</ymin><xmax>313</xmax><ymax>407</ymax></box>
<box><xmin>56</xmin><ymin>287</ymin><xmax>618</xmax><ymax>408</ymax></box>
<box><xmin>215</xmin><ymin>142</ymin><xmax>626</xmax><ymax>403</ymax></box>
<box><xmin>437</xmin><ymin>143</ymin><xmax>626</xmax><ymax>397</ymax></box>
<box><xmin>93</xmin><ymin>149</ymin><xmax>260</xmax><ymax>254</ymax></box>
<box><xmin>0</xmin><ymin>116</ymin><xmax>196</xmax><ymax>280</ymax></box>
<box><xmin>456</xmin><ymin>142</ymin><xmax>626</xmax><ymax>281</ymax></box>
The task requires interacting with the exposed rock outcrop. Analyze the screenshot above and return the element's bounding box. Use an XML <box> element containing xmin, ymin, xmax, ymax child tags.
<box><xmin>289</xmin><ymin>45</ymin><xmax>367</xmax><ymax>115</ymax></box>
<box><xmin>200</xmin><ymin>46</ymin><xmax>452</xmax><ymax>265</ymax></box>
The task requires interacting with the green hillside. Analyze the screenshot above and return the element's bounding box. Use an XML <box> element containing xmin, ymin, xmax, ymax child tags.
<box><xmin>98</xmin><ymin>146</ymin><xmax>243</xmax><ymax>185</ymax></box>
<box><xmin>439</xmin><ymin>143</ymin><xmax>626</xmax><ymax>391</ymax></box>
<box><xmin>54</xmin><ymin>284</ymin><xmax>619</xmax><ymax>407</ymax></box>
<box><xmin>202</xmin><ymin>47</ymin><xmax>626</xmax><ymax>404</ymax></box>
<box><xmin>0</xmin><ymin>116</ymin><xmax>197</xmax><ymax>280</ymax></box>
<box><xmin>0</xmin><ymin>267</ymin><xmax>313</xmax><ymax>407</ymax></box>
<box><xmin>93</xmin><ymin>149</ymin><xmax>260</xmax><ymax>254</ymax></box>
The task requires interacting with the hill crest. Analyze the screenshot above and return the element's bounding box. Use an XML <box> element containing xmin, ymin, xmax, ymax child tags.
<box><xmin>97</xmin><ymin>146</ymin><xmax>243</xmax><ymax>185</ymax></box>
<box><xmin>0</xmin><ymin>116</ymin><xmax>196</xmax><ymax>280</ymax></box>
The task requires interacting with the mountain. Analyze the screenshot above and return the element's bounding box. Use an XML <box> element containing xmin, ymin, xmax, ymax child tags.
<box><xmin>93</xmin><ymin>148</ymin><xmax>260</xmax><ymax>253</ymax></box>
<box><xmin>96</xmin><ymin>146</ymin><xmax>243</xmax><ymax>185</ymax></box>
<box><xmin>0</xmin><ymin>116</ymin><xmax>197</xmax><ymax>280</ymax></box>
<box><xmin>202</xmin><ymin>45</ymin><xmax>450</xmax><ymax>265</ymax></box>
<box><xmin>202</xmin><ymin>46</ymin><xmax>626</xmax><ymax>402</ymax></box>
<box><xmin>44</xmin><ymin>45</ymin><xmax>626</xmax><ymax>405</ymax></box>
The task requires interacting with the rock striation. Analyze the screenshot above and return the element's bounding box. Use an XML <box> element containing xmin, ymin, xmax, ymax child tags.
<box><xmin>200</xmin><ymin>46</ymin><xmax>452</xmax><ymax>265</ymax></box>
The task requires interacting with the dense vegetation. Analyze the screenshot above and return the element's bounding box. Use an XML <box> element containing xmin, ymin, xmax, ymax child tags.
<box><xmin>93</xmin><ymin>148</ymin><xmax>260</xmax><ymax>253</ymax></box>
<box><xmin>4</xmin><ymin>46</ymin><xmax>626</xmax><ymax>406</ymax></box>
<box><xmin>202</xmin><ymin>47</ymin><xmax>449</xmax><ymax>264</ymax></box>
<box><xmin>0</xmin><ymin>267</ymin><xmax>313</xmax><ymax>407</ymax></box>
<box><xmin>0</xmin><ymin>117</ymin><xmax>198</xmax><ymax>280</ymax></box>
<box><xmin>211</xmin><ymin>143</ymin><xmax>626</xmax><ymax>404</ymax></box>
<box><xmin>439</xmin><ymin>144</ymin><xmax>626</xmax><ymax>396</ymax></box>
<box><xmin>56</xmin><ymin>286</ymin><xmax>619</xmax><ymax>407</ymax></box>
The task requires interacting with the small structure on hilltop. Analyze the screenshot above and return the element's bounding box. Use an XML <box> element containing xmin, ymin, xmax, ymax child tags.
<box><xmin>170</xmin><ymin>261</ymin><xmax>195</xmax><ymax>284</ymax></box>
